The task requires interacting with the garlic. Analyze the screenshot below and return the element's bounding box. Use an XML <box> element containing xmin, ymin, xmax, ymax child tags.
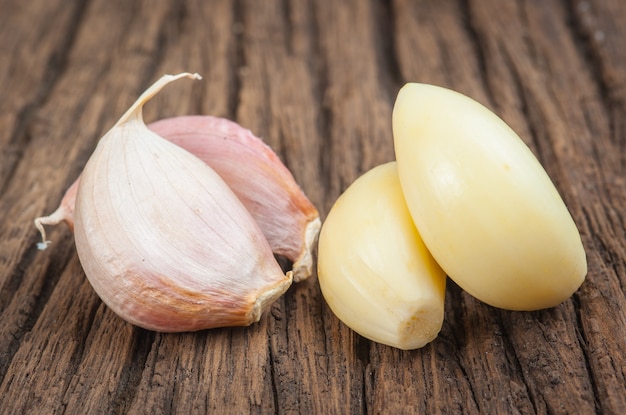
<box><xmin>69</xmin><ymin>72</ymin><xmax>292</xmax><ymax>332</ymax></box>
<box><xmin>317</xmin><ymin>162</ymin><xmax>446</xmax><ymax>350</ymax></box>
<box><xmin>34</xmin><ymin>116</ymin><xmax>319</xmax><ymax>281</ymax></box>
<box><xmin>392</xmin><ymin>83</ymin><xmax>587</xmax><ymax>311</ymax></box>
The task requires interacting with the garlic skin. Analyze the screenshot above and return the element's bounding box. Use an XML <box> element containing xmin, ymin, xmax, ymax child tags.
<box><xmin>150</xmin><ymin>116</ymin><xmax>319</xmax><ymax>282</ymax></box>
<box><xmin>73</xmin><ymin>73</ymin><xmax>292</xmax><ymax>332</ymax></box>
<box><xmin>317</xmin><ymin>162</ymin><xmax>446</xmax><ymax>350</ymax></box>
<box><xmin>34</xmin><ymin>116</ymin><xmax>319</xmax><ymax>282</ymax></box>
<box><xmin>392</xmin><ymin>83</ymin><xmax>587</xmax><ymax>311</ymax></box>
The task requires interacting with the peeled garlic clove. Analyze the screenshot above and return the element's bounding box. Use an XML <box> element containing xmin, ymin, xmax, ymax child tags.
<box><xmin>392</xmin><ymin>83</ymin><xmax>587</xmax><ymax>311</ymax></box>
<box><xmin>317</xmin><ymin>162</ymin><xmax>446</xmax><ymax>350</ymax></box>
<box><xmin>149</xmin><ymin>116</ymin><xmax>320</xmax><ymax>282</ymax></box>
<box><xmin>34</xmin><ymin>116</ymin><xmax>319</xmax><ymax>282</ymax></box>
<box><xmin>73</xmin><ymin>73</ymin><xmax>292</xmax><ymax>332</ymax></box>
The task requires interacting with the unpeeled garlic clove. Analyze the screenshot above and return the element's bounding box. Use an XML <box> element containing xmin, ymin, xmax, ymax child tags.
<box><xmin>72</xmin><ymin>72</ymin><xmax>292</xmax><ymax>332</ymax></box>
<box><xmin>34</xmin><ymin>116</ymin><xmax>319</xmax><ymax>282</ymax></box>
<box><xmin>317</xmin><ymin>162</ymin><xmax>446</xmax><ymax>350</ymax></box>
<box><xmin>393</xmin><ymin>83</ymin><xmax>587</xmax><ymax>311</ymax></box>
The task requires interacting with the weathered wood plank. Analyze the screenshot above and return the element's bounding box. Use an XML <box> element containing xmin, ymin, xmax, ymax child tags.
<box><xmin>0</xmin><ymin>0</ymin><xmax>86</xmax><ymax>190</ymax></box>
<box><xmin>0</xmin><ymin>0</ymin><xmax>624</xmax><ymax>413</ymax></box>
<box><xmin>234</xmin><ymin>1</ymin><xmax>339</xmax><ymax>413</ymax></box>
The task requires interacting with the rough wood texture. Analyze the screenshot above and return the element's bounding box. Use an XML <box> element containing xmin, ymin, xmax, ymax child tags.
<box><xmin>1</xmin><ymin>0</ymin><xmax>624</xmax><ymax>413</ymax></box>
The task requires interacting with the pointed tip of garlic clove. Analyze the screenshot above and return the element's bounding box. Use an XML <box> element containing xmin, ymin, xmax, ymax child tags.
<box><xmin>116</xmin><ymin>72</ymin><xmax>202</xmax><ymax>126</ymax></box>
<box><xmin>34</xmin><ymin>179</ymin><xmax>79</xmax><ymax>249</ymax></box>
<box><xmin>291</xmin><ymin>217</ymin><xmax>321</xmax><ymax>282</ymax></box>
<box><xmin>34</xmin><ymin>217</ymin><xmax>52</xmax><ymax>250</ymax></box>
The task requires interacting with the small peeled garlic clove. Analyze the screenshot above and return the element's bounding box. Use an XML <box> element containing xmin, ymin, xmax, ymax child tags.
<box><xmin>71</xmin><ymin>72</ymin><xmax>292</xmax><ymax>332</ymax></box>
<box><xmin>149</xmin><ymin>116</ymin><xmax>319</xmax><ymax>282</ymax></box>
<box><xmin>34</xmin><ymin>116</ymin><xmax>319</xmax><ymax>282</ymax></box>
<box><xmin>392</xmin><ymin>83</ymin><xmax>587</xmax><ymax>311</ymax></box>
<box><xmin>317</xmin><ymin>162</ymin><xmax>446</xmax><ymax>350</ymax></box>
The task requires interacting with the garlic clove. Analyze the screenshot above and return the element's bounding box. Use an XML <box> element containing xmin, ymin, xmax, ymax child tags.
<box><xmin>73</xmin><ymin>72</ymin><xmax>292</xmax><ymax>332</ymax></box>
<box><xmin>317</xmin><ymin>162</ymin><xmax>446</xmax><ymax>350</ymax></box>
<box><xmin>34</xmin><ymin>116</ymin><xmax>320</xmax><ymax>282</ymax></box>
<box><xmin>149</xmin><ymin>116</ymin><xmax>320</xmax><ymax>282</ymax></box>
<box><xmin>392</xmin><ymin>83</ymin><xmax>587</xmax><ymax>311</ymax></box>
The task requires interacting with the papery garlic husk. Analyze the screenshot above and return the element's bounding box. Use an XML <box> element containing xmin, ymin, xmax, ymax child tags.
<box><xmin>72</xmin><ymin>73</ymin><xmax>292</xmax><ymax>332</ymax></box>
<box><xmin>34</xmin><ymin>116</ymin><xmax>319</xmax><ymax>282</ymax></box>
<box><xmin>393</xmin><ymin>83</ymin><xmax>587</xmax><ymax>311</ymax></box>
<box><xmin>317</xmin><ymin>162</ymin><xmax>446</xmax><ymax>350</ymax></box>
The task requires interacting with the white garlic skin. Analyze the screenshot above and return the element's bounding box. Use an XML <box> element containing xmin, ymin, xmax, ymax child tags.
<box><xmin>74</xmin><ymin>74</ymin><xmax>292</xmax><ymax>332</ymax></box>
<box><xmin>392</xmin><ymin>83</ymin><xmax>587</xmax><ymax>311</ymax></box>
<box><xmin>317</xmin><ymin>162</ymin><xmax>446</xmax><ymax>350</ymax></box>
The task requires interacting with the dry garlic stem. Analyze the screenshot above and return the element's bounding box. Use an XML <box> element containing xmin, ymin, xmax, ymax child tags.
<box><xmin>393</xmin><ymin>83</ymin><xmax>587</xmax><ymax>311</ymax></box>
<box><xmin>73</xmin><ymin>73</ymin><xmax>292</xmax><ymax>332</ymax></box>
<box><xmin>317</xmin><ymin>162</ymin><xmax>446</xmax><ymax>350</ymax></box>
<box><xmin>34</xmin><ymin>116</ymin><xmax>319</xmax><ymax>281</ymax></box>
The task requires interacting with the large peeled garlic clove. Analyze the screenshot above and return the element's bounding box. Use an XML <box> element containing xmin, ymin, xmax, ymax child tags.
<box><xmin>72</xmin><ymin>73</ymin><xmax>292</xmax><ymax>332</ymax></box>
<box><xmin>34</xmin><ymin>116</ymin><xmax>319</xmax><ymax>282</ymax></box>
<box><xmin>149</xmin><ymin>116</ymin><xmax>319</xmax><ymax>282</ymax></box>
<box><xmin>393</xmin><ymin>83</ymin><xmax>587</xmax><ymax>311</ymax></box>
<box><xmin>317</xmin><ymin>162</ymin><xmax>446</xmax><ymax>350</ymax></box>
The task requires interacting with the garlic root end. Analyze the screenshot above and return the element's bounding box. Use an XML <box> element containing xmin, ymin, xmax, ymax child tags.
<box><xmin>250</xmin><ymin>271</ymin><xmax>294</xmax><ymax>323</ymax></box>
<box><xmin>292</xmin><ymin>217</ymin><xmax>321</xmax><ymax>282</ymax></box>
<box><xmin>395</xmin><ymin>304</ymin><xmax>445</xmax><ymax>350</ymax></box>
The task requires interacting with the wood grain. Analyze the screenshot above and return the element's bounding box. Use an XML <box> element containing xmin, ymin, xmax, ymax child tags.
<box><xmin>0</xmin><ymin>0</ymin><xmax>624</xmax><ymax>413</ymax></box>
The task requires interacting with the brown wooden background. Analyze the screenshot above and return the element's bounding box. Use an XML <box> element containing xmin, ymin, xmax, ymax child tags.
<box><xmin>1</xmin><ymin>0</ymin><xmax>625</xmax><ymax>413</ymax></box>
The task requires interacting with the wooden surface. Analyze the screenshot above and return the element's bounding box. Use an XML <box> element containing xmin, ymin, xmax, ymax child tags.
<box><xmin>1</xmin><ymin>0</ymin><xmax>625</xmax><ymax>413</ymax></box>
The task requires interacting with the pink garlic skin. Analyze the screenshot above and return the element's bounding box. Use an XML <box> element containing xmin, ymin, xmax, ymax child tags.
<box><xmin>35</xmin><ymin>116</ymin><xmax>319</xmax><ymax>281</ymax></box>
